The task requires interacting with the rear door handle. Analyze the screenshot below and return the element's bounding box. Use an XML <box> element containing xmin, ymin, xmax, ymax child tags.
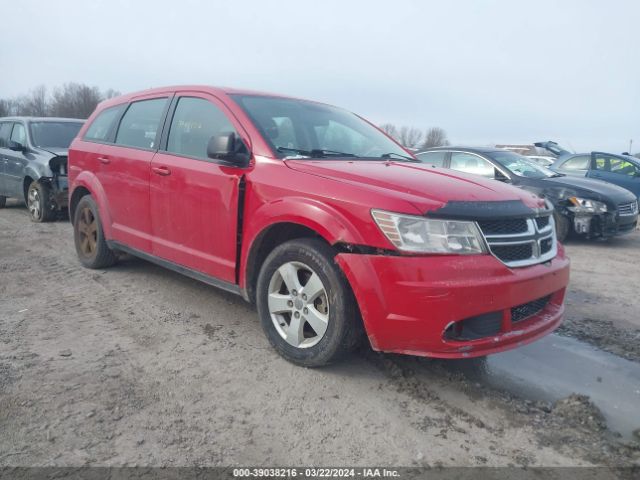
<box><xmin>152</xmin><ymin>166</ymin><xmax>171</xmax><ymax>176</ymax></box>
<box><xmin>97</xmin><ymin>157</ymin><xmax>111</xmax><ymax>165</ymax></box>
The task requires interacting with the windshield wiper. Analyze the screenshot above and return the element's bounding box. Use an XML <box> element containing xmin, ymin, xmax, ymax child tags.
<box><xmin>380</xmin><ymin>152</ymin><xmax>420</xmax><ymax>162</ymax></box>
<box><xmin>277</xmin><ymin>146</ymin><xmax>356</xmax><ymax>158</ymax></box>
<box><xmin>277</xmin><ymin>146</ymin><xmax>312</xmax><ymax>156</ymax></box>
<box><xmin>312</xmin><ymin>149</ymin><xmax>357</xmax><ymax>157</ymax></box>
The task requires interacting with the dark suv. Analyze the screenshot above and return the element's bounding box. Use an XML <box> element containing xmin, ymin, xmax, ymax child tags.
<box><xmin>0</xmin><ymin>117</ymin><xmax>83</xmax><ymax>221</ymax></box>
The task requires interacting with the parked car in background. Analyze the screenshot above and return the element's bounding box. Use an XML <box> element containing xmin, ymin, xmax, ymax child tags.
<box><xmin>0</xmin><ymin>117</ymin><xmax>83</xmax><ymax>221</ymax></box>
<box><xmin>417</xmin><ymin>147</ymin><xmax>638</xmax><ymax>241</ymax></box>
<box><xmin>68</xmin><ymin>85</ymin><xmax>569</xmax><ymax>366</ymax></box>
<box><xmin>524</xmin><ymin>155</ymin><xmax>555</xmax><ymax>167</ymax></box>
<box><xmin>535</xmin><ymin>140</ymin><xmax>640</xmax><ymax>198</ymax></box>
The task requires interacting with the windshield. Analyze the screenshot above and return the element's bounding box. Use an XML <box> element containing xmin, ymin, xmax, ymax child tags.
<box><xmin>231</xmin><ymin>95</ymin><xmax>411</xmax><ymax>160</ymax></box>
<box><xmin>29</xmin><ymin>121</ymin><xmax>83</xmax><ymax>149</ymax></box>
<box><xmin>489</xmin><ymin>151</ymin><xmax>556</xmax><ymax>179</ymax></box>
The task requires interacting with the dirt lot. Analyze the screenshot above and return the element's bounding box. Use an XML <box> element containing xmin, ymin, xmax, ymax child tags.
<box><xmin>1</xmin><ymin>199</ymin><xmax>639</xmax><ymax>468</ymax></box>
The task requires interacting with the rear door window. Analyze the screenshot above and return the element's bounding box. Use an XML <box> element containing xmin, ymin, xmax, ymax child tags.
<box><xmin>594</xmin><ymin>153</ymin><xmax>639</xmax><ymax>177</ymax></box>
<box><xmin>559</xmin><ymin>155</ymin><xmax>590</xmax><ymax>171</ymax></box>
<box><xmin>416</xmin><ymin>151</ymin><xmax>446</xmax><ymax>167</ymax></box>
<box><xmin>0</xmin><ymin>122</ymin><xmax>12</xmax><ymax>148</ymax></box>
<box><xmin>84</xmin><ymin>105</ymin><xmax>125</xmax><ymax>142</ymax></box>
<box><xmin>115</xmin><ymin>98</ymin><xmax>168</xmax><ymax>150</ymax></box>
<box><xmin>166</xmin><ymin>97</ymin><xmax>237</xmax><ymax>160</ymax></box>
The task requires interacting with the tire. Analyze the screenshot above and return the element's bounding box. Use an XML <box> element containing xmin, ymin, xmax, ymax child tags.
<box><xmin>27</xmin><ymin>181</ymin><xmax>57</xmax><ymax>222</ymax></box>
<box><xmin>554</xmin><ymin>211</ymin><xmax>570</xmax><ymax>243</ymax></box>
<box><xmin>256</xmin><ymin>238</ymin><xmax>363</xmax><ymax>367</ymax></box>
<box><xmin>0</xmin><ymin>196</ymin><xmax>6</xmax><ymax>208</ymax></box>
<box><xmin>73</xmin><ymin>195</ymin><xmax>117</xmax><ymax>269</ymax></box>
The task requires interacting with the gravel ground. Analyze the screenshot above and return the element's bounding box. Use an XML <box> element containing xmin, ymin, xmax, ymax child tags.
<box><xmin>1</xmin><ymin>199</ymin><xmax>639</xmax><ymax>468</ymax></box>
<box><xmin>561</xmin><ymin>232</ymin><xmax>640</xmax><ymax>361</ymax></box>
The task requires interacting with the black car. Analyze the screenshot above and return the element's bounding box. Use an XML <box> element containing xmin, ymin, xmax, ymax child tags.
<box><xmin>0</xmin><ymin>117</ymin><xmax>83</xmax><ymax>221</ymax></box>
<box><xmin>417</xmin><ymin>147</ymin><xmax>638</xmax><ymax>241</ymax></box>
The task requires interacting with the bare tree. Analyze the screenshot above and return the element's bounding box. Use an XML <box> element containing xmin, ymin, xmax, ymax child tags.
<box><xmin>17</xmin><ymin>86</ymin><xmax>49</xmax><ymax>116</ymax></box>
<box><xmin>422</xmin><ymin>127</ymin><xmax>449</xmax><ymax>149</ymax></box>
<box><xmin>0</xmin><ymin>99</ymin><xmax>16</xmax><ymax>117</ymax></box>
<box><xmin>49</xmin><ymin>83</ymin><xmax>103</xmax><ymax>118</ymax></box>
<box><xmin>379</xmin><ymin>123</ymin><xmax>399</xmax><ymax>140</ymax></box>
<box><xmin>103</xmin><ymin>88</ymin><xmax>121</xmax><ymax>100</ymax></box>
<box><xmin>398</xmin><ymin>126</ymin><xmax>423</xmax><ymax>149</ymax></box>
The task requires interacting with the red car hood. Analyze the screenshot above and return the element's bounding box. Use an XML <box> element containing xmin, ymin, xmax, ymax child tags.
<box><xmin>285</xmin><ymin>159</ymin><xmax>545</xmax><ymax>212</ymax></box>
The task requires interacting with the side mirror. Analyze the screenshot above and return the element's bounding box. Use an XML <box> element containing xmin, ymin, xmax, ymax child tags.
<box><xmin>8</xmin><ymin>140</ymin><xmax>25</xmax><ymax>152</ymax></box>
<box><xmin>207</xmin><ymin>132</ymin><xmax>250</xmax><ymax>167</ymax></box>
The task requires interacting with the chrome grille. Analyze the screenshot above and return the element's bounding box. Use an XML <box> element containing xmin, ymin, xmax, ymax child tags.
<box><xmin>618</xmin><ymin>201</ymin><xmax>638</xmax><ymax>216</ymax></box>
<box><xmin>478</xmin><ymin>214</ymin><xmax>557</xmax><ymax>268</ymax></box>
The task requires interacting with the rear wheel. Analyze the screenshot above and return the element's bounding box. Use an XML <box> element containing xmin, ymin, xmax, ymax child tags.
<box><xmin>256</xmin><ymin>238</ymin><xmax>362</xmax><ymax>367</ymax></box>
<box><xmin>27</xmin><ymin>181</ymin><xmax>57</xmax><ymax>222</ymax></box>
<box><xmin>0</xmin><ymin>196</ymin><xmax>6</xmax><ymax>208</ymax></box>
<box><xmin>554</xmin><ymin>211</ymin><xmax>570</xmax><ymax>242</ymax></box>
<box><xmin>73</xmin><ymin>195</ymin><xmax>117</xmax><ymax>269</ymax></box>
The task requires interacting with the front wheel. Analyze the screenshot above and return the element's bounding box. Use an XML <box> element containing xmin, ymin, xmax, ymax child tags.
<box><xmin>256</xmin><ymin>238</ymin><xmax>362</xmax><ymax>367</ymax></box>
<box><xmin>0</xmin><ymin>196</ymin><xmax>6</xmax><ymax>208</ymax></box>
<box><xmin>27</xmin><ymin>181</ymin><xmax>57</xmax><ymax>222</ymax></box>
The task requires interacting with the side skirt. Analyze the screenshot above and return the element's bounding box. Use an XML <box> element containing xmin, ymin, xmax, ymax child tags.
<box><xmin>107</xmin><ymin>240</ymin><xmax>244</xmax><ymax>298</ymax></box>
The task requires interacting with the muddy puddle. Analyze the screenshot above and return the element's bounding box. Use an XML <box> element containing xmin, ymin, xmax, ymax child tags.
<box><xmin>437</xmin><ymin>334</ymin><xmax>640</xmax><ymax>439</ymax></box>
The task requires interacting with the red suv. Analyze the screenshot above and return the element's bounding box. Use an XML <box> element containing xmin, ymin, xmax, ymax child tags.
<box><xmin>68</xmin><ymin>86</ymin><xmax>570</xmax><ymax>366</ymax></box>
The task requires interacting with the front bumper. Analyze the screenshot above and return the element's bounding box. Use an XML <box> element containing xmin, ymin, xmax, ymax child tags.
<box><xmin>336</xmin><ymin>247</ymin><xmax>570</xmax><ymax>359</ymax></box>
<box><xmin>571</xmin><ymin>211</ymin><xmax>637</xmax><ymax>238</ymax></box>
<box><xmin>49</xmin><ymin>175</ymin><xmax>68</xmax><ymax>209</ymax></box>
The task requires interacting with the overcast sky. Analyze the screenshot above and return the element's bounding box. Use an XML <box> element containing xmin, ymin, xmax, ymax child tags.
<box><xmin>1</xmin><ymin>0</ymin><xmax>638</xmax><ymax>153</ymax></box>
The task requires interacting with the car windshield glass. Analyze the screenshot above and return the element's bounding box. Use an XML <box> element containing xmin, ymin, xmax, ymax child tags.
<box><xmin>231</xmin><ymin>95</ymin><xmax>411</xmax><ymax>160</ymax></box>
<box><xmin>29</xmin><ymin>122</ymin><xmax>83</xmax><ymax>149</ymax></box>
<box><xmin>489</xmin><ymin>151</ymin><xmax>555</xmax><ymax>179</ymax></box>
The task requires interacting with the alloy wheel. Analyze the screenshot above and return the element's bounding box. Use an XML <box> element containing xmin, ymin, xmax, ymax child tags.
<box><xmin>267</xmin><ymin>261</ymin><xmax>329</xmax><ymax>348</ymax></box>
<box><xmin>28</xmin><ymin>189</ymin><xmax>41</xmax><ymax>220</ymax></box>
<box><xmin>77</xmin><ymin>206</ymin><xmax>98</xmax><ymax>257</ymax></box>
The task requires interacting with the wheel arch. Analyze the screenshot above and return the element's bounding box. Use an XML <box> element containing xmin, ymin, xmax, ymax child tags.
<box><xmin>240</xmin><ymin>198</ymin><xmax>366</xmax><ymax>303</ymax></box>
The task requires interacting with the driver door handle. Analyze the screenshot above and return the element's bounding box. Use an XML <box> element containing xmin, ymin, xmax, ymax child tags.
<box><xmin>152</xmin><ymin>166</ymin><xmax>171</xmax><ymax>176</ymax></box>
<box><xmin>97</xmin><ymin>157</ymin><xmax>111</xmax><ymax>165</ymax></box>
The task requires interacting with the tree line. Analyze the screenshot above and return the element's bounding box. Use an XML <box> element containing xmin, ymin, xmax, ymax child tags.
<box><xmin>380</xmin><ymin>124</ymin><xmax>449</xmax><ymax>150</ymax></box>
<box><xmin>0</xmin><ymin>83</ymin><xmax>120</xmax><ymax>119</ymax></box>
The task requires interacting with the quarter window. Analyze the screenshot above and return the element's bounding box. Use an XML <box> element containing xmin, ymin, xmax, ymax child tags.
<box><xmin>416</xmin><ymin>151</ymin><xmax>446</xmax><ymax>167</ymax></box>
<box><xmin>10</xmin><ymin>123</ymin><xmax>26</xmax><ymax>146</ymax></box>
<box><xmin>166</xmin><ymin>97</ymin><xmax>236</xmax><ymax>160</ymax></box>
<box><xmin>115</xmin><ymin>98</ymin><xmax>168</xmax><ymax>150</ymax></box>
<box><xmin>85</xmin><ymin>105</ymin><xmax>125</xmax><ymax>142</ymax></box>
<box><xmin>449</xmin><ymin>152</ymin><xmax>495</xmax><ymax>178</ymax></box>
<box><xmin>559</xmin><ymin>155</ymin><xmax>590</xmax><ymax>171</ymax></box>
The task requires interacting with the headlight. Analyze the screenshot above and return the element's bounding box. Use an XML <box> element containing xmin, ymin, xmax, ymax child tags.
<box><xmin>567</xmin><ymin>197</ymin><xmax>607</xmax><ymax>214</ymax></box>
<box><xmin>371</xmin><ymin>209</ymin><xmax>487</xmax><ymax>254</ymax></box>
